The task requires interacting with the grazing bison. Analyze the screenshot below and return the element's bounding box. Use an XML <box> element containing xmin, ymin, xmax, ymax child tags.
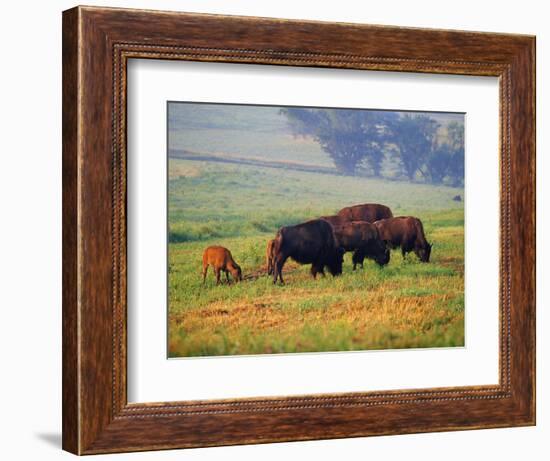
<box><xmin>337</xmin><ymin>203</ymin><xmax>393</xmax><ymax>223</ymax></box>
<box><xmin>202</xmin><ymin>246</ymin><xmax>243</xmax><ymax>285</ymax></box>
<box><xmin>272</xmin><ymin>219</ymin><xmax>344</xmax><ymax>284</ymax></box>
<box><xmin>374</xmin><ymin>217</ymin><xmax>432</xmax><ymax>262</ymax></box>
<box><xmin>265</xmin><ymin>239</ymin><xmax>276</xmax><ymax>275</ymax></box>
<box><xmin>333</xmin><ymin>221</ymin><xmax>390</xmax><ymax>269</ymax></box>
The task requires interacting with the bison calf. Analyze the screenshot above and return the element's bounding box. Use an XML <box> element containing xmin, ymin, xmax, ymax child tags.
<box><xmin>374</xmin><ymin>217</ymin><xmax>432</xmax><ymax>262</ymax></box>
<box><xmin>202</xmin><ymin>246</ymin><xmax>242</xmax><ymax>285</ymax></box>
<box><xmin>272</xmin><ymin>219</ymin><xmax>344</xmax><ymax>284</ymax></box>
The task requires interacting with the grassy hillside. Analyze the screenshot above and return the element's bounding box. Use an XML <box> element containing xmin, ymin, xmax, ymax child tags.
<box><xmin>168</xmin><ymin>159</ymin><xmax>463</xmax><ymax>243</ymax></box>
<box><xmin>168</xmin><ymin>158</ymin><xmax>464</xmax><ymax>357</ymax></box>
<box><xmin>168</xmin><ymin>103</ymin><xmax>333</xmax><ymax>166</ymax></box>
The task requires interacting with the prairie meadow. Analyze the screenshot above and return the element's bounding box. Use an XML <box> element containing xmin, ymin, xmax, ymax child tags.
<box><xmin>168</xmin><ymin>159</ymin><xmax>464</xmax><ymax>357</ymax></box>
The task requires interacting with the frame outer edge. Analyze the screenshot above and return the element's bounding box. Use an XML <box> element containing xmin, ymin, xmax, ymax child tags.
<box><xmin>527</xmin><ymin>36</ymin><xmax>536</xmax><ymax>425</ymax></box>
<box><xmin>62</xmin><ymin>6</ymin><xmax>81</xmax><ymax>455</ymax></box>
<box><xmin>63</xmin><ymin>6</ymin><xmax>536</xmax><ymax>454</ymax></box>
<box><xmin>503</xmin><ymin>37</ymin><xmax>536</xmax><ymax>424</ymax></box>
<box><xmin>531</xmin><ymin>36</ymin><xmax>536</xmax><ymax>425</ymax></box>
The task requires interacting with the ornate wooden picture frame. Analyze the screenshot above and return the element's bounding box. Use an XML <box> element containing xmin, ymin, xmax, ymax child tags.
<box><xmin>62</xmin><ymin>6</ymin><xmax>535</xmax><ymax>455</ymax></box>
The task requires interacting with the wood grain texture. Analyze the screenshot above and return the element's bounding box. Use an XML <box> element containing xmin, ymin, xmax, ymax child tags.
<box><xmin>61</xmin><ymin>7</ymin><xmax>79</xmax><ymax>454</ymax></box>
<box><xmin>62</xmin><ymin>5</ymin><xmax>536</xmax><ymax>455</ymax></box>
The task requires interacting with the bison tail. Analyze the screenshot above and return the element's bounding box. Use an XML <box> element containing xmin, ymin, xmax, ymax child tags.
<box><xmin>273</xmin><ymin>228</ymin><xmax>284</xmax><ymax>253</ymax></box>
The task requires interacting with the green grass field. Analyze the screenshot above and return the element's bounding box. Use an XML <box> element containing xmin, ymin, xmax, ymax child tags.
<box><xmin>168</xmin><ymin>158</ymin><xmax>464</xmax><ymax>357</ymax></box>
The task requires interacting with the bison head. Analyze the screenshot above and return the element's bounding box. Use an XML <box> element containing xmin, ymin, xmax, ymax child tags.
<box><xmin>416</xmin><ymin>243</ymin><xmax>432</xmax><ymax>263</ymax></box>
<box><xmin>376</xmin><ymin>248</ymin><xmax>390</xmax><ymax>266</ymax></box>
<box><xmin>231</xmin><ymin>264</ymin><xmax>243</xmax><ymax>282</ymax></box>
<box><xmin>374</xmin><ymin>240</ymin><xmax>391</xmax><ymax>266</ymax></box>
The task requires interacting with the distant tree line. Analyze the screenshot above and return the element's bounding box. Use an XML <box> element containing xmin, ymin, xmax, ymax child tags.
<box><xmin>281</xmin><ymin>108</ymin><xmax>464</xmax><ymax>186</ymax></box>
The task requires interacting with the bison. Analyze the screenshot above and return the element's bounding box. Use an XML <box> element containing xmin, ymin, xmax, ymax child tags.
<box><xmin>265</xmin><ymin>239</ymin><xmax>276</xmax><ymax>275</ymax></box>
<box><xmin>320</xmin><ymin>214</ymin><xmax>349</xmax><ymax>228</ymax></box>
<box><xmin>202</xmin><ymin>246</ymin><xmax>243</xmax><ymax>285</ymax></box>
<box><xmin>271</xmin><ymin>219</ymin><xmax>344</xmax><ymax>284</ymax></box>
<box><xmin>332</xmin><ymin>221</ymin><xmax>390</xmax><ymax>269</ymax></box>
<box><xmin>374</xmin><ymin>217</ymin><xmax>432</xmax><ymax>262</ymax></box>
<box><xmin>337</xmin><ymin>203</ymin><xmax>393</xmax><ymax>223</ymax></box>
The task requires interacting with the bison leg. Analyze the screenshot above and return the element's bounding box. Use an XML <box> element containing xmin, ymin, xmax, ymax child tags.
<box><xmin>402</xmin><ymin>236</ymin><xmax>415</xmax><ymax>261</ymax></box>
<box><xmin>202</xmin><ymin>264</ymin><xmax>209</xmax><ymax>284</ymax></box>
<box><xmin>276</xmin><ymin>264</ymin><xmax>285</xmax><ymax>284</ymax></box>
<box><xmin>310</xmin><ymin>264</ymin><xmax>318</xmax><ymax>279</ymax></box>
<box><xmin>402</xmin><ymin>241</ymin><xmax>415</xmax><ymax>260</ymax></box>
<box><xmin>273</xmin><ymin>255</ymin><xmax>287</xmax><ymax>285</ymax></box>
<box><xmin>352</xmin><ymin>250</ymin><xmax>365</xmax><ymax>270</ymax></box>
<box><xmin>310</xmin><ymin>262</ymin><xmax>325</xmax><ymax>279</ymax></box>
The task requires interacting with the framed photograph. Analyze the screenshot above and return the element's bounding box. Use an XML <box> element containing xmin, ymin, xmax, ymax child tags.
<box><xmin>62</xmin><ymin>6</ymin><xmax>535</xmax><ymax>455</ymax></box>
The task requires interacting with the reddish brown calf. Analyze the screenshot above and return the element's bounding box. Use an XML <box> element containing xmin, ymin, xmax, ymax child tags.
<box><xmin>202</xmin><ymin>246</ymin><xmax>242</xmax><ymax>285</ymax></box>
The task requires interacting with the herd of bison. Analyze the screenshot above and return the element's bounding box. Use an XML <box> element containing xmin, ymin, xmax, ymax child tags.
<box><xmin>201</xmin><ymin>203</ymin><xmax>433</xmax><ymax>286</ymax></box>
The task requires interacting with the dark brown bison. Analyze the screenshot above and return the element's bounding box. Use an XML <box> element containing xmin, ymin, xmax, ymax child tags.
<box><xmin>265</xmin><ymin>239</ymin><xmax>276</xmax><ymax>275</ymax></box>
<box><xmin>332</xmin><ymin>221</ymin><xmax>390</xmax><ymax>269</ymax></box>
<box><xmin>202</xmin><ymin>246</ymin><xmax>243</xmax><ymax>284</ymax></box>
<box><xmin>320</xmin><ymin>215</ymin><xmax>349</xmax><ymax>228</ymax></box>
<box><xmin>374</xmin><ymin>217</ymin><xmax>432</xmax><ymax>262</ymax></box>
<box><xmin>272</xmin><ymin>219</ymin><xmax>345</xmax><ymax>284</ymax></box>
<box><xmin>337</xmin><ymin>203</ymin><xmax>393</xmax><ymax>223</ymax></box>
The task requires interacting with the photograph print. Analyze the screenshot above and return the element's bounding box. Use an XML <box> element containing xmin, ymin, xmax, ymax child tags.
<box><xmin>167</xmin><ymin>101</ymin><xmax>465</xmax><ymax>358</ymax></box>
